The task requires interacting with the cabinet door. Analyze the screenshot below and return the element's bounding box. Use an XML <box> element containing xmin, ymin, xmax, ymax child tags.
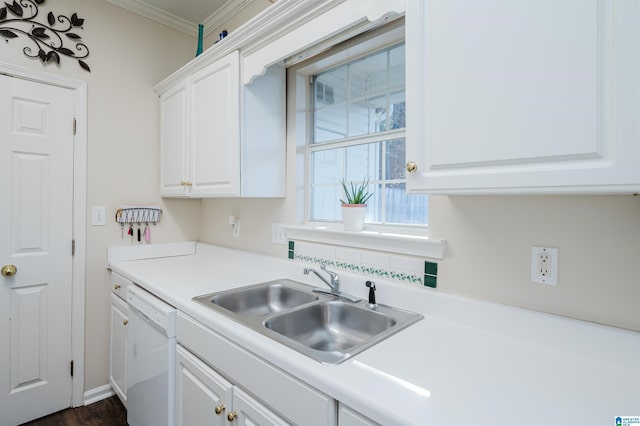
<box><xmin>406</xmin><ymin>0</ymin><xmax>640</xmax><ymax>194</ymax></box>
<box><xmin>232</xmin><ymin>387</ymin><xmax>290</xmax><ymax>426</ymax></box>
<box><xmin>338</xmin><ymin>404</ymin><xmax>379</xmax><ymax>426</ymax></box>
<box><xmin>160</xmin><ymin>80</ymin><xmax>189</xmax><ymax>196</ymax></box>
<box><xmin>189</xmin><ymin>50</ymin><xmax>241</xmax><ymax>197</ymax></box>
<box><xmin>109</xmin><ymin>294</ymin><xmax>128</xmax><ymax>406</ymax></box>
<box><xmin>176</xmin><ymin>345</ymin><xmax>233</xmax><ymax>426</ymax></box>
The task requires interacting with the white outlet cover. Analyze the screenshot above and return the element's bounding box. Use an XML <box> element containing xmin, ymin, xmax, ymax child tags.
<box><xmin>531</xmin><ymin>246</ymin><xmax>558</xmax><ymax>285</ymax></box>
<box><xmin>272</xmin><ymin>223</ymin><xmax>286</xmax><ymax>245</ymax></box>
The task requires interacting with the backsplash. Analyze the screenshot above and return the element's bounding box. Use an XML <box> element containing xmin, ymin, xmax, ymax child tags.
<box><xmin>288</xmin><ymin>240</ymin><xmax>438</xmax><ymax>288</ymax></box>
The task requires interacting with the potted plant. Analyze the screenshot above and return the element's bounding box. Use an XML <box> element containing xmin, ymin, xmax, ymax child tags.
<box><xmin>339</xmin><ymin>177</ymin><xmax>373</xmax><ymax>231</ymax></box>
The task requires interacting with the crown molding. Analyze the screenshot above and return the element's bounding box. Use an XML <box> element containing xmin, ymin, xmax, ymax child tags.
<box><xmin>106</xmin><ymin>0</ymin><xmax>256</xmax><ymax>37</ymax></box>
<box><xmin>202</xmin><ymin>0</ymin><xmax>256</xmax><ymax>37</ymax></box>
<box><xmin>106</xmin><ymin>0</ymin><xmax>197</xmax><ymax>35</ymax></box>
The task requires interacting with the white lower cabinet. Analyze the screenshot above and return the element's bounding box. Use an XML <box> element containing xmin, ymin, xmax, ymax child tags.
<box><xmin>109</xmin><ymin>273</ymin><xmax>131</xmax><ymax>406</ymax></box>
<box><xmin>177</xmin><ymin>345</ymin><xmax>288</xmax><ymax>426</ymax></box>
<box><xmin>176</xmin><ymin>345</ymin><xmax>231</xmax><ymax>426</ymax></box>
<box><xmin>338</xmin><ymin>404</ymin><xmax>380</xmax><ymax>426</ymax></box>
<box><xmin>177</xmin><ymin>312</ymin><xmax>336</xmax><ymax>426</ymax></box>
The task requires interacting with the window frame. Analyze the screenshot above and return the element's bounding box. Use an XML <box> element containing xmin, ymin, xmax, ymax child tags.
<box><xmin>309</xmin><ymin>43</ymin><xmax>409</xmax><ymax>225</ymax></box>
<box><xmin>293</xmin><ymin>21</ymin><xmax>427</xmax><ymax>235</ymax></box>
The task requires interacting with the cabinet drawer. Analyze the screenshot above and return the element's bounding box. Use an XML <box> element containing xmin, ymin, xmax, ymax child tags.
<box><xmin>177</xmin><ymin>312</ymin><xmax>336</xmax><ymax>426</ymax></box>
<box><xmin>111</xmin><ymin>272</ymin><xmax>132</xmax><ymax>300</ymax></box>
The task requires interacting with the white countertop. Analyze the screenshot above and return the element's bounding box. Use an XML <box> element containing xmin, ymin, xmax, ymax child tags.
<box><xmin>109</xmin><ymin>243</ymin><xmax>640</xmax><ymax>425</ymax></box>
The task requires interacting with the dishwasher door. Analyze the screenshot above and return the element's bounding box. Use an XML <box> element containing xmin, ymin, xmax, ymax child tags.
<box><xmin>127</xmin><ymin>287</ymin><xmax>176</xmax><ymax>426</ymax></box>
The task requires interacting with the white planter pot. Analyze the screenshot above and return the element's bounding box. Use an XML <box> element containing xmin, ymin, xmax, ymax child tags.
<box><xmin>341</xmin><ymin>204</ymin><xmax>367</xmax><ymax>231</ymax></box>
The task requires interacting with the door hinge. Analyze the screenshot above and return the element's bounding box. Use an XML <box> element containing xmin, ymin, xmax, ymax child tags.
<box><xmin>73</xmin><ymin>118</ymin><xmax>76</xmax><ymax>135</ymax></box>
<box><xmin>70</xmin><ymin>360</ymin><xmax>74</xmax><ymax>377</ymax></box>
<box><xmin>72</xmin><ymin>239</ymin><xmax>75</xmax><ymax>256</ymax></box>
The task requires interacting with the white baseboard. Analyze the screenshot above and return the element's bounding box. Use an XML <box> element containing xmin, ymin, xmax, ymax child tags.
<box><xmin>83</xmin><ymin>384</ymin><xmax>115</xmax><ymax>406</ymax></box>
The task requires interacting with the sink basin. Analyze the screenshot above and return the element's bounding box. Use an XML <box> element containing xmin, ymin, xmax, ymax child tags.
<box><xmin>193</xmin><ymin>279</ymin><xmax>318</xmax><ymax>317</ymax></box>
<box><xmin>263</xmin><ymin>300</ymin><xmax>422</xmax><ymax>364</ymax></box>
<box><xmin>264</xmin><ymin>301</ymin><xmax>395</xmax><ymax>352</ymax></box>
<box><xmin>193</xmin><ymin>279</ymin><xmax>422</xmax><ymax>365</ymax></box>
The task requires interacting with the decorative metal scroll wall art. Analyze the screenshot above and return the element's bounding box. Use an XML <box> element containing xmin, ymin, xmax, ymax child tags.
<box><xmin>0</xmin><ymin>0</ymin><xmax>90</xmax><ymax>72</ymax></box>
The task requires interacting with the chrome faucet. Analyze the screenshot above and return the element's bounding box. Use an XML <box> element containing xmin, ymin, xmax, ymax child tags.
<box><xmin>304</xmin><ymin>264</ymin><xmax>340</xmax><ymax>294</ymax></box>
<box><xmin>303</xmin><ymin>264</ymin><xmax>360</xmax><ymax>302</ymax></box>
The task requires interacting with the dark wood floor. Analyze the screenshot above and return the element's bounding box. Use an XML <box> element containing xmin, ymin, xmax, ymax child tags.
<box><xmin>19</xmin><ymin>396</ymin><xmax>127</xmax><ymax>426</ymax></box>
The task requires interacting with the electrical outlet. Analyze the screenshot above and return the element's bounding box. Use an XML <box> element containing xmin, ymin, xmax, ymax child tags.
<box><xmin>531</xmin><ymin>246</ymin><xmax>558</xmax><ymax>285</ymax></box>
<box><xmin>272</xmin><ymin>223</ymin><xmax>286</xmax><ymax>245</ymax></box>
<box><xmin>232</xmin><ymin>220</ymin><xmax>240</xmax><ymax>238</ymax></box>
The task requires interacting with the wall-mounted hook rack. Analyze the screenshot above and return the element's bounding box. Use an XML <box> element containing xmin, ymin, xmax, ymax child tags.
<box><xmin>115</xmin><ymin>206</ymin><xmax>162</xmax><ymax>224</ymax></box>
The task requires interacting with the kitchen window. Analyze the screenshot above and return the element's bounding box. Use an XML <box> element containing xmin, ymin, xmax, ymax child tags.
<box><xmin>306</xmin><ymin>38</ymin><xmax>428</xmax><ymax>228</ymax></box>
<box><xmin>286</xmin><ymin>20</ymin><xmax>444</xmax><ymax>259</ymax></box>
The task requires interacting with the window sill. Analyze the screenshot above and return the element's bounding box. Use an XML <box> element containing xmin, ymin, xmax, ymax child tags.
<box><xmin>282</xmin><ymin>224</ymin><xmax>446</xmax><ymax>259</ymax></box>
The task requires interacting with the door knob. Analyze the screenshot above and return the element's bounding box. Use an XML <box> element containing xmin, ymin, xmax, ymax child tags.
<box><xmin>1</xmin><ymin>265</ymin><xmax>17</xmax><ymax>277</ymax></box>
<box><xmin>406</xmin><ymin>162</ymin><xmax>417</xmax><ymax>173</ymax></box>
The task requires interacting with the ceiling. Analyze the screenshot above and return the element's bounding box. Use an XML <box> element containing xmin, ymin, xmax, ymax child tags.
<box><xmin>106</xmin><ymin>0</ymin><xmax>262</xmax><ymax>36</ymax></box>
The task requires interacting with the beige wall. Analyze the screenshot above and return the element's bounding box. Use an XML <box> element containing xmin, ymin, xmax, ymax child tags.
<box><xmin>201</xmin><ymin>170</ymin><xmax>640</xmax><ymax>333</ymax></box>
<box><xmin>429</xmin><ymin>195</ymin><xmax>640</xmax><ymax>331</ymax></box>
<box><xmin>0</xmin><ymin>0</ymin><xmax>200</xmax><ymax>391</ymax></box>
<box><xmin>201</xmin><ymin>182</ymin><xmax>640</xmax><ymax>333</ymax></box>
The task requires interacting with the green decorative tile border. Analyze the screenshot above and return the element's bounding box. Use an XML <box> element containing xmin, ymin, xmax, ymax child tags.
<box><xmin>425</xmin><ymin>261</ymin><xmax>438</xmax><ymax>276</ymax></box>
<box><xmin>424</xmin><ymin>260</ymin><xmax>438</xmax><ymax>288</ymax></box>
<box><xmin>424</xmin><ymin>274</ymin><xmax>437</xmax><ymax>288</ymax></box>
<box><xmin>288</xmin><ymin>241</ymin><xmax>295</xmax><ymax>259</ymax></box>
<box><xmin>292</xmin><ymin>253</ymin><xmax>424</xmax><ymax>286</ymax></box>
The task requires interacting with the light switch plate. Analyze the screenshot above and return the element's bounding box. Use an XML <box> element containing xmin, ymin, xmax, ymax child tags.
<box><xmin>272</xmin><ymin>223</ymin><xmax>286</xmax><ymax>245</ymax></box>
<box><xmin>91</xmin><ymin>206</ymin><xmax>106</xmax><ymax>226</ymax></box>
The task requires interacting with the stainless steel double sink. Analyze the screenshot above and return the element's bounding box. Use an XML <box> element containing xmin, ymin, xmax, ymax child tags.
<box><xmin>193</xmin><ymin>279</ymin><xmax>423</xmax><ymax>365</ymax></box>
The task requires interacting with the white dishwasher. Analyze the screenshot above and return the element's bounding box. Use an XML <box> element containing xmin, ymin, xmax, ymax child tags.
<box><xmin>126</xmin><ymin>285</ymin><xmax>176</xmax><ymax>426</ymax></box>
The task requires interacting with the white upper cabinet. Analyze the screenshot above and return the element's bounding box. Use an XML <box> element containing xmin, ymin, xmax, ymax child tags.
<box><xmin>189</xmin><ymin>52</ymin><xmax>241</xmax><ymax>197</ymax></box>
<box><xmin>406</xmin><ymin>0</ymin><xmax>640</xmax><ymax>194</ymax></box>
<box><xmin>159</xmin><ymin>51</ymin><xmax>285</xmax><ymax>198</ymax></box>
<box><xmin>160</xmin><ymin>79</ymin><xmax>189</xmax><ymax>196</ymax></box>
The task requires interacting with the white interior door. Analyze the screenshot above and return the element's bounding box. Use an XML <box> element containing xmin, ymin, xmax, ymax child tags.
<box><xmin>0</xmin><ymin>74</ymin><xmax>75</xmax><ymax>425</ymax></box>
